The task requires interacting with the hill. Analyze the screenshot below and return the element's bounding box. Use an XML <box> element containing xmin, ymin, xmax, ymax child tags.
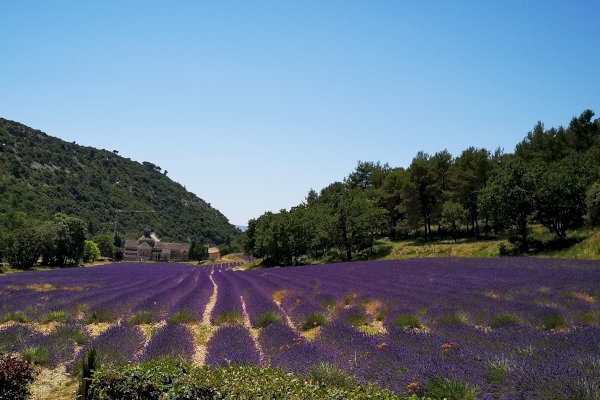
<box><xmin>0</xmin><ymin>118</ymin><xmax>238</xmax><ymax>244</ymax></box>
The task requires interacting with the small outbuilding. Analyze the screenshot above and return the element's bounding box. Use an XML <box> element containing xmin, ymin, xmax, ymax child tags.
<box><xmin>208</xmin><ymin>247</ymin><xmax>221</xmax><ymax>260</ymax></box>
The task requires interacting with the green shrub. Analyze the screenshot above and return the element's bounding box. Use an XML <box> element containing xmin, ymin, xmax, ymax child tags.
<box><xmin>55</xmin><ymin>323</ymin><xmax>89</xmax><ymax>346</ymax></box>
<box><xmin>126</xmin><ymin>311</ymin><xmax>155</xmax><ymax>325</ymax></box>
<box><xmin>425</xmin><ymin>377</ymin><xmax>480</xmax><ymax>400</ymax></box>
<box><xmin>43</xmin><ymin>310</ymin><xmax>72</xmax><ymax>323</ymax></box>
<box><xmin>439</xmin><ymin>312</ymin><xmax>466</xmax><ymax>326</ymax></box>
<box><xmin>254</xmin><ymin>311</ymin><xmax>283</xmax><ymax>328</ymax></box>
<box><xmin>393</xmin><ymin>313</ymin><xmax>421</xmax><ymax>329</ymax></box>
<box><xmin>83</xmin><ymin>240</ymin><xmax>101</xmax><ymax>263</ymax></box>
<box><xmin>308</xmin><ymin>362</ymin><xmax>357</xmax><ymax>388</ymax></box>
<box><xmin>486</xmin><ymin>359</ymin><xmax>511</xmax><ymax>384</ymax></box>
<box><xmin>77</xmin><ymin>348</ymin><xmax>98</xmax><ymax>400</ymax></box>
<box><xmin>300</xmin><ymin>312</ymin><xmax>329</xmax><ymax>331</ymax></box>
<box><xmin>86</xmin><ymin>309</ymin><xmax>113</xmax><ymax>324</ymax></box>
<box><xmin>88</xmin><ymin>360</ymin><xmax>402</xmax><ymax>400</ymax></box>
<box><xmin>1</xmin><ymin>311</ymin><xmax>30</xmax><ymax>323</ymax></box>
<box><xmin>345</xmin><ymin>312</ymin><xmax>369</xmax><ymax>327</ymax></box>
<box><xmin>214</xmin><ymin>310</ymin><xmax>243</xmax><ymax>326</ymax></box>
<box><xmin>540</xmin><ymin>312</ymin><xmax>567</xmax><ymax>330</ymax></box>
<box><xmin>22</xmin><ymin>347</ymin><xmax>49</xmax><ymax>366</ymax></box>
<box><xmin>168</xmin><ymin>310</ymin><xmax>196</xmax><ymax>324</ymax></box>
<box><xmin>0</xmin><ymin>354</ymin><xmax>36</xmax><ymax>400</ymax></box>
<box><xmin>490</xmin><ymin>312</ymin><xmax>521</xmax><ymax>328</ymax></box>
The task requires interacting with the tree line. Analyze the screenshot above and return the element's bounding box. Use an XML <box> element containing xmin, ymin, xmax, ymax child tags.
<box><xmin>244</xmin><ymin>110</ymin><xmax>600</xmax><ymax>264</ymax></box>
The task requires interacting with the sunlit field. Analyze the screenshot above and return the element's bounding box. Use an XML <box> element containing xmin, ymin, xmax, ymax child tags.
<box><xmin>1</xmin><ymin>259</ymin><xmax>600</xmax><ymax>399</ymax></box>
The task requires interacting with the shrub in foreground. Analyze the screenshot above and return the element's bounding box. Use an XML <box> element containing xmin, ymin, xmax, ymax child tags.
<box><xmin>393</xmin><ymin>313</ymin><xmax>422</xmax><ymax>329</ymax></box>
<box><xmin>87</xmin><ymin>360</ymin><xmax>414</xmax><ymax>400</ymax></box>
<box><xmin>0</xmin><ymin>354</ymin><xmax>36</xmax><ymax>400</ymax></box>
<box><xmin>300</xmin><ymin>312</ymin><xmax>329</xmax><ymax>331</ymax></box>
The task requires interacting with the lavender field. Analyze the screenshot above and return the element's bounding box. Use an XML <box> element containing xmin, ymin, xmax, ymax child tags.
<box><xmin>1</xmin><ymin>258</ymin><xmax>600</xmax><ymax>399</ymax></box>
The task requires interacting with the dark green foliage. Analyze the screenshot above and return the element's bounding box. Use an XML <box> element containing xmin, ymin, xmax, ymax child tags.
<box><xmin>126</xmin><ymin>311</ymin><xmax>155</xmax><ymax>325</ymax></box>
<box><xmin>1</xmin><ymin>311</ymin><xmax>30</xmax><ymax>323</ymax></box>
<box><xmin>83</xmin><ymin>240</ymin><xmax>101</xmax><ymax>263</ymax></box>
<box><xmin>42</xmin><ymin>310</ymin><xmax>72</xmax><ymax>323</ymax></box>
<box><xmin>254</xmin><ymin>311</ymin><xmax>283</xmax><ymax>328</ymax></box>
<box><xmin>486</xmin><ymin>359</ymin><xmax>511</xmax><ymax>385</ymax></box>
<box><xmin>78</xmin><ymin>348</ymin><xmax>98</xmax><ymax>400</ymax></box>
<box><xmin>393</xmin><ymin>313</ymin><xmax>422</xmax><ymax>329</ymax></box>
<box><xmin>86</xmin><ymin>309</ymin><xmax>113</xmax><ymax>324</ymax></box>
<box><xmin>490</xmin><ymin>312</ymin><xmax>521</xmax><ymax>328</ymax></box>
<box><xmin>586</xmin><ymin>182</ymin><xmax>600</xmax><ymax>226</ymax></box>
<box><xmin>87</xmin><ymin>360</ymin><xmax>402</xmax><ymax>400</ymax></box>
<box><xmin>424</xmin><ymin>377</ymin><xmax>480</xmax><ymax>400</ymax></box>
<box><xmin>168</xmin><ymin>310</ymin><xmax>196</xmax><ymax>324</ymax></box>
<box><xmin>0</xmin><ymin>354</ymin><xmax>36</xmax><ymax>400</ymax></box>
<box><xmin>439</xmin><ymin>312</ymin><xmax>465</xmax><ymax>326</ymax></box>
<box><xmin>540</xmin><ymin>312</ymin><xmax>568</xmax><ymax>330</ymax></box>
<box><xmin>0</xmin><ymin>118</ymin><xmax>238</xmax><ymax>246</ymax></box>
<box><xmin>214</xmin><ymin>311</ymin><xmax>243</xmax><ymax>326</ymax></box>
<box><xmin>22</xmin><ymin>346</ymin><xmax>49</xmax><ymax>366</ymax></box>
<box><xmin>307</xmin><ymin>362</ymin><xmax>357</xmax><ymax>388</ymax></box>
<box><xmin>300</xmin><ymin>312</ymin><xmax>329</xmax><ymax>331</ymax></box>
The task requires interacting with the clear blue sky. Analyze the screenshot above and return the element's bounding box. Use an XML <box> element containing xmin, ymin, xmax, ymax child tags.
<box><xmin>1</xmin><ymin>1</ymin><xmax>599</xmax><ymax>225</ymax></box>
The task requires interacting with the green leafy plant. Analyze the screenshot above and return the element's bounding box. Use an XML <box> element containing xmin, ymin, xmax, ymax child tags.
<box><xmin>439</xmin><ymin>312</ymin><xmax>466</xmax><ymax>326</ymax></box>
<box><xmin>42</xmin><ymin>310</ymin><xmax>72</xmax><ymax>323</ymax></box>
<box><xmin>168</xmin><ymin>310</ymin><xmax>196</xmax><ymax>324</ymax></box>
<box><xmin>85</xmin><ymin>309</ymin><xmax>113</xmax><ymax>324</ymax></box>
<box><xmin>77</xmin><ymin>348</ymin><xmax>98</xmax><ymax>400</ymax></box>
<box><xmin>300</xmin><ymin>312</ymin><xmax>329</xmax><ymax>331</ymax></box>
<box><xmin>1</xmin><ymin>311</ymin><xmax>30</xmax><ymax>323</ymax></box>
<box><xmin>22</xmin><ymin>347</ymin><xmax>49</xmax><ymax>366</ymax></box>
<box><xmin>425</xmin><ymin>377</ymin><xmax>480</xmax><ymax>400</ymax></box>
<box><xmin>254</xmin><ymin>311</ymin><xmax>283</xmax><ymax>328</ymax></box>
<box><xmin>540</xmin><ymin>311</ymin><xmax>568</xmax><ymax>330</ymax></box>
<box><xmin>490</xmin><ymin>312</ymin><xmax>521</xmax><ymax>328</ymax></box>
<box><xmin>308</xmin><ymin>362</ymin><xmax>357</xmax><ymax>388</ymax></box>
<box><xmin>126</xmin><ymin>311</ymin><xmax>155</xmax><ymax>325</ymax></box>
<box><xmin>486</xmin><ymin>359</ymin><xmax>512</xmax><ymax>384</ymax></box>
<box><xmin>214</xmin><ymin>310</ymin><xmax>243</xmax><ymax>326</ymax></box>
<box><xmin>393</xmin><ymin>313</ymin><xmax>421</xmax><ymax>329</ymax></box>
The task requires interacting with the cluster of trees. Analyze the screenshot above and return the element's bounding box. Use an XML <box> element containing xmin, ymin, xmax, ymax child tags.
<box><xmin>0</xmin><ymin>212</ymin><xmax>87</xmax><ymax>269</ymax></box>
<box><xmin>245</xmin><ymin>110</ymin><xmax>600</xmax><ymax>263</ymax></box>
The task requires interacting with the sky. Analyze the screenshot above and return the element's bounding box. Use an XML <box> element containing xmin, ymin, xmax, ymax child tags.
<box><xmin>1</xmin><ymin>1</ymin><xmax>600</xmax><ymax>226</ymax></box>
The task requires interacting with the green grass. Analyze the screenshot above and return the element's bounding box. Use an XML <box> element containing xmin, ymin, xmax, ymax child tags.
<box><xmin>300</xmin><ymin>312</ymin><xmax>329</xmax><ymax>331</ymax></box>
<box><xmin>127</xmin><ymin>311</ymin><xmax>155</xmax><ymax>325</ymax></box>
<box><xmin>1</xmin><ymin>311</ymin><xmax>30</xmax><ymax>323</ymax></box>
<box><xmin>392</xmin><ymin>313</ymin><xmax>421</xmax><ymax>329</ymax></box>
<box><xmin>214</xmin><ymin>310</ymin><xmax>243</xmax><ymax>326</ymax></box>
<box><xmin>425</xmin><ymin>377</ymin><xmax>480</xmax><ymax>400</ymax></box>
<box><xmin>486</xmin><ymin>359</ymin><xmax>511</xmax><ymax>385</ymax></box>
<box><xmin>308</xmin><ymin>362</ymin><xmax>357</xmax><ymax>388</ymax></box>
<box><xmin>22</xmin><ymin>346</ymin><xmax>50</xmax><ymax>366</ymax></box>
<box><xmin>86</xmin><ymin>309</ymin><xmax>113</xmax><ymax>324</ymax></box>
<box><xmin>42</xmin><ymin>310</ymin><xmax>72</xmax><ymax>323</ymax></box>
<box><xmin>254</xmin><ymin>311</ymin><xmax>283</xmax><ymax>328</ymax></box>
<box><xmin>540</xmin><ymin>312</ymin><xmax>568</xmax><ymax>330</ymax></box>
<box><xmin>168</xmin><ymin>310</ymin><xmax>196</xmax><ymax>324</ymax></box>
<box><xmin>439</xmin><ymin>312</ymin><xmax>466</xmax><ymax>326</ymax></box>
<box><xmin>490</xmin><ymin>312</ymin><xmax>521</xmax><ymax>328</ymax></box>
<box><xmin>344</xmin><ymin>313</ymin><xmax>370</xmax><ymax>327</ymax></box>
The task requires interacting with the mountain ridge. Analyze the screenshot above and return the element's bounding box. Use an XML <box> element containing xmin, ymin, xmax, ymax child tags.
<box><xmin>0</xmin><ymin>118</ymin><xmax>238</xmax><ymax>244</ymax></box>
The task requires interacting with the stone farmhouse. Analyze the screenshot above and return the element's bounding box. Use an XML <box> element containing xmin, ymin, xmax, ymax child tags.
<box><xmin>124</xmin><ymin>228</ymin><xmax>190</xmax><ymax>262</ymax></box>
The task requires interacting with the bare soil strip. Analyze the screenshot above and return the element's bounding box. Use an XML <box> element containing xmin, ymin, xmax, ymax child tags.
<box><xmin>240</xmin><ymin>295</ymin><xmax>266</xmax><ymax>365</ymax></box>
<box><xmin>193</xmin><ymin>272</ymin><xmax>219</xmax><ymax>365</ymax></box>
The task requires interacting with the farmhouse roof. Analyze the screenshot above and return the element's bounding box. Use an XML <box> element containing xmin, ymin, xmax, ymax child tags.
<box><xmin>208</xmin><ymin>247</ymin><xmax>220</xmax><ymax>254</ymax></box>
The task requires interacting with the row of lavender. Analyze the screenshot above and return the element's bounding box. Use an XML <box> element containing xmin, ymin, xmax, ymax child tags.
<box><xmin>0</xmin><ymin>263</ymin><xmax>236</xmax><ymax>322</ymax></box>
<box><xmin>2</xmin><ymin>258</ymin><xmax>600</xmax><ymax>398</ymax></box>
<box><xmin>237</xmin><ymin>258</ymin><xmax>600</xmax><ymax>399</ymax></box>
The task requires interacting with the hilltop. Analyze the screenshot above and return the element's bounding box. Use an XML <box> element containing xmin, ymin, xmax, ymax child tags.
<box><xmin>0</xmin><ymin>118</ymin><xmax>238</xmax><ymax>244</ymax></box>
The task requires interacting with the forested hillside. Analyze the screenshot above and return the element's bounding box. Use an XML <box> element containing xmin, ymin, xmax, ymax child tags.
<box><xmin>245</xmin><ymin>110</ymin><xmax>600</xmax><ymax>264</ymax></box>
<box><xmin>0</xmin><ymin>118</ymin><xmax>238</xmax><ymax>244</ymax></box>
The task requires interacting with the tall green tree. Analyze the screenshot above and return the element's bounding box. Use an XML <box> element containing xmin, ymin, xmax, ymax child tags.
<box><xmin>479</xmin><ymin>158</ymin><xmax>537</xmax><ymax>249</ymax></box>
